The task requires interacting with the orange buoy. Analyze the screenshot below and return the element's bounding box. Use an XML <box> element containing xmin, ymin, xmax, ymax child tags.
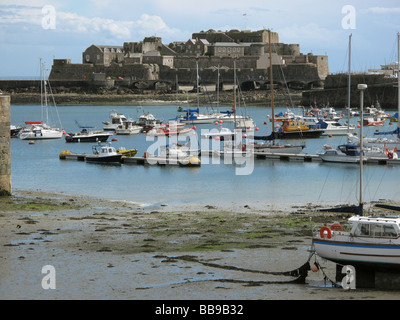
<box><xmin>112</xmin><ymin>138</ymin><xmax>118</xmax><ymax>141</ymax></box>
<box><xmin>331</xmin><ymin>223</ymin><xmax>343</xmax><ymax>231</ymax></box>
<box><xmin>311</xmin><ymin>263</ymin><xmax>319</xmax><ymax>273</ymax></box>
<box><xmin>320</xmin><ymin>226</ymin><xmax>332</xmax><ymax>239</ymax></box>
<box><xmin>29</xmin><ymin>141</ymin><xmax>35</xmax><ymax>145</ymax></box>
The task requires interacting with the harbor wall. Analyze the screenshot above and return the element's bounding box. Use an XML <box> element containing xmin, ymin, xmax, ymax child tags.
<box><xmin>302</xmin><ymin>74</ymin><xmax>399</xmax><ymax>109</ymax></box>
<box><xmin>0</xmin><ymin>95</ymin><xmax>11</xmax><ymax>196</ymax></box>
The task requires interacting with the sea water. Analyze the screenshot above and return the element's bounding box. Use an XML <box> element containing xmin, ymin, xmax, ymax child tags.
<box><xmin>10</xmin><ymin>104</ymin><xmax>400</xmax><ymax>209</ymax></box>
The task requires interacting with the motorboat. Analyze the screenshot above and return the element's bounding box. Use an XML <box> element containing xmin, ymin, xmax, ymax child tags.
<box><xmin>85</xmin><ymin>143</ymin><xmax>123</xmax><ymax>164</ymax></box>
<box><xmin>65</xmin><ymin>128</ymin><xmax>113</xmax><ymax>143</ymax></box>
<box><xmin>115</xmin><ymin>120</ymin><xmax>141</xmax><ymax>135</ymax></box>
<box><xmin>318</xmin><ymin>145</ymin><xmax>362</xmax><ymax>163</ymax></box>
<box><xmin>273</xmin><ymin>119</ymin><xmax>324</xmax><ymax>139</ymax></box>
<box><xmin>320</xmin><ymin>106</ymin><xmax>341</xmax><ymax>120</ymax></box>
<box><xmin>316</xmin><ymin>120</ymin><xmax>356</xmax><ymax>136</ymax></box>
<box><xmin>103</xmin><ymin>110</ymin><xmax>128</xmax><ymax>131</ymax></box>
<box><xmin>363</xmin><ymin>115</ymin><xmax>385</xmax><ymax>126</ymax></box>
<box><xmin>146</xmin><ymin>126</ymin><xmax>195</xmax><ymax>137</ymax></box>
<box><xmin>147</xmin><ymin>144</ymin><xmax>201</xmax><ymax>167</ymax></box>
<box><xmin>137</xmin><ymin>112</ymin><xmax>164</xmax><ymax>127</ymax></box>
<box><xmin>318</xmin><ymin>143</ymin><xmax>395</xmax><ymax>163</ymax></box>
<box><xmin>312</xmin><ymin>215</ymin><xmax>400</xmax><ymax>272</ymax></box>
<box><xmin>201</xmin><ymin>127</ymin><xmax>234</xmax><ymax>140</ymax></box>
<box><xmin>137</xmin><ymin>112</ymin><xmax>164</xmax><ymax>132</ymax></box>
<box><xmin>10</xmin><ymin>125</ymin><xmax>23</xmax><ymax>137</ymax></box>
<box><xmin>363</xmin><ymin>104</ymin><xmax>389</xmax><ymax>119</ymax></box>
<box><xmin>19</xmin><ymin>121</ymin><xmax>64</xmax><ymax>140</ymax></box>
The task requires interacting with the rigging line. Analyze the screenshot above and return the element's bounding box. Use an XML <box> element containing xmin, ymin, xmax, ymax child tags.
<box><xmin>272</xmin><ymin>42</ymin><xmax>294</xmax><ymax>109</ymax></box>
<box><xmin>317</xmin><ymin>163</ymin><xmax>332</xmax><ymax>204</ymax></box>
<box><xmin>45</xmin><ymin>70</ymin><xmax>63</xmax><ymax>129</ymax></box>
<box><xmin>372</xmin><ymin>163</ymin><xmax>389</xmax><ymax>201</ymax></box>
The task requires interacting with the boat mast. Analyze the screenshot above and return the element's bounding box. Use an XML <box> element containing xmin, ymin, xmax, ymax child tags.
<box><xmin>358</xmin><ymin>83</ymin><xmax>368</xmax><ymax>216</ymax></box>
<box><xmin>233</xmin><ymin>59</ymin><xmax>237</xmax><ymax>130</ymax></box>
<box><xmin>347</xmin><ymin>34</ymin><xmax>352</xmax><ymax>131</ymax></box>
<box><xmin>40</xmin><ymin>59</ymin><xmax>44</xmax><ymax>123</ymax></box>
<box><xmin>42</xmin><ymin>60</ymin><xmax>49</xmax><ymax>125</ymax></box>
<box><xmin>269</xmin><ymin>30</ymin><xmax>275</xmax><ymax>144</ymax></box>
<box><xmin>398</xmin><ymin>32</ymin><xmax>400</xmax><ymax>132</ymax></box>
<box><xmin>196</xmin><ymin>59</ymin><xmax>200</xmax><ymax>110</ymax></box>
<box><xmin>217</xmin><ymin>64</ymin><xmax>220</xmax><ymax>113</ymax></box>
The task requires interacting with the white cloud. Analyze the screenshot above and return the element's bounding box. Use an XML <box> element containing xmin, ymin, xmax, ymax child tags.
<box><xmin>0</xmin><ymin>4</ymin><xmax>180</xmax><ymax>41</ymax></box>
<box><xmin>366</xmin><ymin>7</ymin><xmax>400</xmax><ymax>14</ymax></box>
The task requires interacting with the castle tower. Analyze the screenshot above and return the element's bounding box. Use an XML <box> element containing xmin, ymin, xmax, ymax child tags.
<box><xmin>0</xmin><ymin>95</ymin><xmax>11</xmax><ymax>196</ymax></box>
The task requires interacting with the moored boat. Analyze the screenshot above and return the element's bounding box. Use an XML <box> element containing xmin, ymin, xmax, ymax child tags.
<box><xmin>115</xmin><ymin>120</ymin><xmax>141</xmax><ymax>135</ymax></box>
<box><xmin>85</xmin><ymin>143</ymin><xmax>123</xmax><ymax>164</ymax></box>
<box><xmin>65</xmin><ymin>128</ymin><xmax>113</xmax><ymax>143</ymax></box>
<box><xmin>146</xmin><ymin>126</ymin><xmax>195</xmax><ymax>137</ymax></box>
<box><xmin>274</xmin><ymin>119</ymin><xmax>324</xmax><ymax>139</ymax></box>
<box><xmin>103</xmin><ymin>110</ymin><xmax>128</xmax><ymax>131</ymax></box>
<box><xmin>19</xmin><ymin>121</ymin><xmax>64</xmax><ymax>140</ymax></box>
<box><xmin>312</xmin><ymin>216</ymin><xmax>400</xmax><ymax>272</ymax></box>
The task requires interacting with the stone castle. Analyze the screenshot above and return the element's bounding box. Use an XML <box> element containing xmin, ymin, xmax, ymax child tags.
<box><xmin>49</xmin><ymin>29</ymin><xmax>329</xmax><ymax>91</ymax></box>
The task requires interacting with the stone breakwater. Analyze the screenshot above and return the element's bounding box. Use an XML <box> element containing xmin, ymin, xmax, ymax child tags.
<box><xmin>6</xmin><ymin>89</ymin><xmax>302</xmax><ymax>106</ymax></box>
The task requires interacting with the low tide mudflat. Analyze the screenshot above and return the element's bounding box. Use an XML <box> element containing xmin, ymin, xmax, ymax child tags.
<box><xmin>1</xmin><ymin>191</ymin><xmax>400</xmax><ymax>300</ymax></box>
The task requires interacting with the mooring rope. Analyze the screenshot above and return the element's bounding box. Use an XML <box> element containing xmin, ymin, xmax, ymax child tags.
<box><xmin>167</xmin><ymin>254</ymin><xmax>314</xmax><ymax>285</ymax></box>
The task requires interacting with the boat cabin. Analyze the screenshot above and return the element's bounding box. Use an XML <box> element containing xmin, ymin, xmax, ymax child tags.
<box><xmin>281</xmin><ymin>119</ymin><xmax>310</xmax><ymax>132</ymax></box>
<box><xmin>349</xmin><ymin>216</ymin><xmax>400</xmax><ymax>239</ymax></box>
<box><xmin>92</xmin><ymin>145</ymin><xmax>117</xmax><ymax>156</ymax></box>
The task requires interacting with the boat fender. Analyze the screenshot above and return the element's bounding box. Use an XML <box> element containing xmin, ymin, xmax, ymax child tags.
<box><xmin>331</xmin><ymin>223</ymin><xmax>342</xmax><ymax>231</ymax></box>
<box><xmin>320</xmin><ymin>226</ymin><xmax>332</xmax><ymax>239</ymax></box>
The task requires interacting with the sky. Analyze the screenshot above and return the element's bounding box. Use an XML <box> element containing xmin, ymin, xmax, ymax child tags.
<box><xmin>0</xmin><ymin>0</ymin><xmax>399</xmax><ymax>78</ymax></box>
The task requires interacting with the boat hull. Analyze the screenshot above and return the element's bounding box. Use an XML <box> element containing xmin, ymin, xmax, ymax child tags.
<box><xmin>276</xmin><ymin>130</ymin><xmax>324</xmax><ymax>139</ymax></box>
<box><xmin>85</xmin><ymin>155</ymin><xmax>122</xmax><ymax>163</ymax></box>
<box><xmin>65</xmin><ymin>134</ymin><xmax>111</xmax><ymax>143</ymax></box>
<box><xmin>318</xmin><ymin>154</ymin><xmax>361</xmax><ymax>163</ymax></box>
<box><xmin>313</xmin><ymin>238</ymin><xmax>400</xmax><ymax>272</ymax></box>
<box><xmin>19</xmin><ymin>130</ymin><xmax>63</xmax><ymax>140</ymax></box>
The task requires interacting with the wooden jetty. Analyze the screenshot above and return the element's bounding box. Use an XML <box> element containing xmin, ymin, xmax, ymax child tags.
<box><xmin>59</xmin><ymin>152</ymin><xmax>201</xmax><ymax>167</ymax></box>
<box><xmin>60</xmin><ymin>151</ymin><xmax>400</xmax><ymax>166</ymax></box>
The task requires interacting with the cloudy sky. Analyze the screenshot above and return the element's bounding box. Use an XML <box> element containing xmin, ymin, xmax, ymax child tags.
<box><xmin>0</xmin><ymin>0</ymin><xmax>399</xmax><ymax>78</ymax></box>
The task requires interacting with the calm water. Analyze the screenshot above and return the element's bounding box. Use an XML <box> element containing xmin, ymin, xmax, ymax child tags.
<box><xmin>10</xmin><ymin>104</ymin><xmax>400</xmax><ymax>208</ymax></box>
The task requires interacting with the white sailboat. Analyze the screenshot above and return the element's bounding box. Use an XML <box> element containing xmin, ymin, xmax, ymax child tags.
<box><xmin>313</xmin><ymin>83</ymin><xmax>400</xmax><ymax>273</ymax></box>
<box><xmin>19</xmin><ymin>60</ymin><xmax>64</xmax><ymax>140</ymax></box>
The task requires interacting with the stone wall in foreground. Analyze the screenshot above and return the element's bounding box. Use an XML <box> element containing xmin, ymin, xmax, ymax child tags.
<box><xmin>0</xmin><ymin>95</ymin><xmax>11</xmax><ymax>195</ymax></box>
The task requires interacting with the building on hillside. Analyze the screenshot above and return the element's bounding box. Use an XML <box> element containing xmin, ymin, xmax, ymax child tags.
<box><xmin>184</xmin><ymin>39</ymin><xmax>210</xmax><ymax>56</ymax></box>
<box><xmin>211</xmin><ymin>43</ymin><xmax>244</xmax><ymax>59</ymax></box>
<box><xmin>82</xmin><ymin>45</ymin><xmax>124</xmax><ymax>66</ymax></box>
